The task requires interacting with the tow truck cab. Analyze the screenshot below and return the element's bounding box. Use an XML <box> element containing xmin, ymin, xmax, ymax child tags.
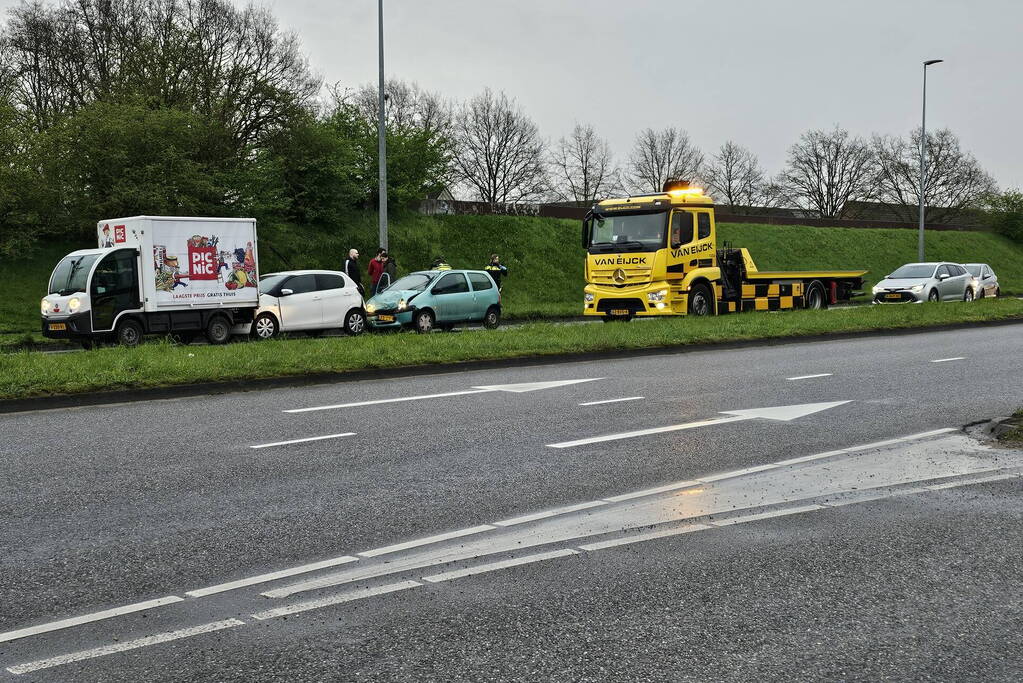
<box><xmin>581</xmin><ymin>181</ymin><xmax>866</xmax><ymax>319</ymax></box>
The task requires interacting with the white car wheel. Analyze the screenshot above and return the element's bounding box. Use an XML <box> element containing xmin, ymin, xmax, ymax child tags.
<box><xmin>252</xmin><ymin>314</ymin><xmax>278</xmax><ymax>340</ymax></box>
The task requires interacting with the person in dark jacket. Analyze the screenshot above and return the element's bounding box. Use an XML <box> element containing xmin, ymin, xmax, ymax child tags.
<box><xmin>344</xmin><ymin>248</ymin><xmax>363</xmax><ymax>295</ymax></box>
<box><xmin>378</xmin><ymin>252</ymin><xmax>397</xmax><ymax>291</ymax></box>
<box><xmin>484</xmin><ymin>253</ymin><xmax>508</xmax><ymax>290</ymax></box>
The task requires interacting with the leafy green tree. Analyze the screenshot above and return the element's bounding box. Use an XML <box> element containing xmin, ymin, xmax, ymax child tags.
<box><xmin>985</xmin><ymin>190</ymin><xmax>1023</xmax><ymax>242</ymax></box>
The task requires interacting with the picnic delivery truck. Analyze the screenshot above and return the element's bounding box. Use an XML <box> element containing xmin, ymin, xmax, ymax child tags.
<box><xmin>41</xmin><ymin>216</ymin><xmax>259</xmax><ymax>347</ymax></box>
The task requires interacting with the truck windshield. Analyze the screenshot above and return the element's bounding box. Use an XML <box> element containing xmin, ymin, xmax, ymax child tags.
<box><xmin>48</xmin><ymin>254</ymin><xmax>101</xmax><ymax>295</ymax></box>
<box><xmin>589</xmin><ymin>212</ymin><xmax>666</xmax><ymax>253</ymax></box>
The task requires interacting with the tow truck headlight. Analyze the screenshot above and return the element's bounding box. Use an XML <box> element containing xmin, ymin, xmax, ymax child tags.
<box><xmin>647</xmin><ymin>290</ymin><xmax>668</xmax><ymax>303</ymax></box>
<box><xmin>68</xmin><ymin>297</ymin><xmax>81</xmax><ymax>312</ymax></box>
<box><xmin>584</xmin><ymin>292</ymin><xmax>595</xmax><ymax>302</ymax></box>
<box><xmin>41</xmin><ymin>299</ymin><xmax>49</xmax><ymax>315</ymax></box>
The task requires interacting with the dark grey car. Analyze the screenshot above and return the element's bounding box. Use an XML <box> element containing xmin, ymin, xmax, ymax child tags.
<box><xmin>872</xmin><ymin>262</ymin><xmax>975</xmax><ymax>304</ymax></box>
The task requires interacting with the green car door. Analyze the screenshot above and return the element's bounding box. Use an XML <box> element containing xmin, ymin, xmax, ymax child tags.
<box><xmin>430</xmin><ymin>272</ymin><xmax>474</xmax><ymax>322</ymax></box>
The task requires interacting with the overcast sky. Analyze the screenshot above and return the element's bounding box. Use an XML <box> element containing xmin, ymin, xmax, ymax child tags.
<box><xmin>4</xmin><ymin>0</ymin><xmax>1021</xmax><ymax>189</ymax></box>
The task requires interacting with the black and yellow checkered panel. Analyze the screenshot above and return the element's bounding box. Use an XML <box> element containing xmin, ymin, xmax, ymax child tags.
<box><xmin>715</xmin><ymin>282</ymin><xmax>804</xmax><ymax>315</ymax></box>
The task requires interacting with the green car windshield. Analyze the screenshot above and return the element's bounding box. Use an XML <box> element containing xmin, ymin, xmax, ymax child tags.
<box><xmin>381</xmin><ymin>273</ymin><xmax>433</xmax><ymax>293</ymax></box>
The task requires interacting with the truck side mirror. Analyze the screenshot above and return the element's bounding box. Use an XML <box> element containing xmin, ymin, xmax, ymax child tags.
<box><xmin>581</xmin><ymin>219</ymin><xmax>591</xmax><ymax>250</ymax></box>
<box><xmin>280</xmin><ymin>288</ymin><xmax>294</xmax><ymax>296</ymax></box>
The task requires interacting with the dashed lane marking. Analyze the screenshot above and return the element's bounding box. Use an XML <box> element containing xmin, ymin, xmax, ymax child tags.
<box><xmin>786</xmin><ymin>373</ymin><xmax>833</xmax><ymax>381</ymax></box>
<box><xmin>930</xmin><ymin>357</ymin><xmax>966</xmax><ymax>363</ymax></box>
<box><xmin>250</xmin><ymin>581</ymin><xmax>420</xmax><ymax>621</ymax></box>
<box><xmin>578</xmin><ymin>396</ymin><xmax>645</xmax><ymax>406</ymax></box>
<box><xmin>357</xmin><ymin>525</ymin><xmax>495</xmax><ymax>558</ymax></box>
<box><xmin>421</xmin><ymin>549</ymin><xmax>579</xmax><ymax>583</ymax></box>
<box><xmin>185</xmin><ymin>556</ymin><xmax>359</xmax><ymax>598</ymax></box>
<box><xmin>250</xmin><ymin>433</ymin><xmax>356</xmax><ymax>450</ymax></box>
<box><xmin>0</xmin><ymin>596</ymin><xmax>183</xmax><ymax>645</ymax></box>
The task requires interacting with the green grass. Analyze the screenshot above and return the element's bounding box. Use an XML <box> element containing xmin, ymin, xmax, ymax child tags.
<box><xmin>999</xmin><ymin>408</ymin><xmax>1023</xmax><ymax>445</ymax></box>
<box><xmin>3</xmin><ymin>212</ymin><xmax>1021</xmax><ymax>350</ymax></box>
<box><xmin>1</xmin><ymin>298</ymin><xmax>1020</xmax><ymax>401</ymax></box>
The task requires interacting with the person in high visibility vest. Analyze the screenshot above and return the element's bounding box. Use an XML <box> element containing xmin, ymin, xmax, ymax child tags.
<box><xmin>431</xmin><ymin>256</ymin><xmax>452</xmax><ymax>271</ymax></box>
<box><xmin>484</xmin><ymin>253</ymin><xmax>508</xmax><ymax>290</ymax></box>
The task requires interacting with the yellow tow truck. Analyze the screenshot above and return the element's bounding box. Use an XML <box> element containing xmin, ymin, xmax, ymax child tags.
<box><xmin>582</xmin><ymin>181</ymin><xmax>867</xmax><ymax>319</ymax></box>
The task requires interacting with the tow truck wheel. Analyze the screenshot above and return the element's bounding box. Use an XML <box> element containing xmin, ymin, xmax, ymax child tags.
<box><xmin>205</xmin><ymin>316</ymin><xmax>232</xmax><ymax>345</ymax></box>
<box><xmin>805</xmin><ymin>281</ymin><xmax>827</xmax><ymax>310</ymax></box>
<box><xmin>414</xmin><ymin>309</ymin><xmax>435</xmax><ymax>334</ymax></box>
<box><xmin>115</xmin><ymin>319</ymin><xmax>144</xmax><ymax>347</ymax></box>
<box><xmin>688</xmin><ymin>284</ymin><xmax>713</xmax><ymax>316</ymax></box>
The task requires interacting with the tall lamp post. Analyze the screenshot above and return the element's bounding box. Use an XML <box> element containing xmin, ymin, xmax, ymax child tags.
<box><xmin>377</xmin><ymin>0</ymin><xmax>388</xmax><ymax>250</ymax></box>
<box><xmin>918</xmin><ymin>59</ymin><xmax>943</xmax><ymax>261</ymax></box>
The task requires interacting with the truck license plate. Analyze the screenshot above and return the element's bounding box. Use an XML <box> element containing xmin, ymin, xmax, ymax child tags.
<box><xmin>610</xmin><ymin>309</ymin><xmax>629</xmax><ymax>316</ymax></box>
<box><xmin>48</xmin><ymin>323</ymin><xmax>67</xmax><ymax>331</ymax></box>
<box><xmin>377</xmin><ymin>314</ymin><xmax>395</xmax><ymax>322</ymax></box>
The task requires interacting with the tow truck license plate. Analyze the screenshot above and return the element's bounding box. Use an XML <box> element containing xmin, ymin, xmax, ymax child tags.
<box><xmin>48</xmin><ymin>323</ymin><xmax>67</xmax><ymax>331</ymax></box>
<box><xmin>885</xmin><ymin>293</ymin><xmax>901</xmax><ymax>299</ymax></box>
<box><xmin>377</xmin><ymin>314</ymin><xmax>395</xmax><ymax>322</ymax></box>
<box><xmin>610</xmin><ymin>309</ymin><xmax>630</xmax><ymax>316</ymax></box>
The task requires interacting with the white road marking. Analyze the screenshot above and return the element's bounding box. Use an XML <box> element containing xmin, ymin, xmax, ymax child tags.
<box><xmin>0</xmin><ymin>596</ymin><xmax>183</xmax><ymax>645</ymax></box>
<box><xmin>698</xmin><ymin>463</ymin><xmax>779</xmax><ymax>482</ymax></box>
<box><xmin>547</xmin><ymin>415</ymin><xmax>748</xmax><ymax>449</ymax></box>
<box><xmin>930</xmin><ymin>357</ymin><xmax>966</xmax><ymax>363</ymax></box>
<box><xmin>786</xmin><ymin>373</ymin><xmax>833</xmax><ymax>381</ymax></box>
<box><xmin>185</xmin><ymin>556</ymin><xmax>359</xmax><ymax>598</ymax></box>
<box><xmin>774</xmin><ymin>428</ymin><xmax>958</xmax><ymax>466</ymax></box>
<box><xmin>579</xmin><ymin>524</ymin><xmax>710</xmax><ymax>551</ymax></box>
<box><xmin>602</xmin><ymin>480</ymin><xmax>703</xmax><ymax>503</ymax></box>
<box><xmin>709</xmin><ymin>504</ymin><xmax>825</xmax><ymax>526</ymax></box>
<box><xmin>285</xmin><ymin>378</ymin><xmax>603</xmax><ymax>414</ymax></box>
<box><xmin>492</xmin><ymin>501</ymin><xmax>607</xmax><ymax>527</ymax></box>
<box><xmin>421</xmin><ymin>548</ymin><xmax>579</xmax><ymax>583</ymax></box>
<box><xmin>250</xmin><ymin>432</ymin><xmax>356</xmax><ymax>450</ymax></box>
<box><xmin>924</xmin><ymin>471</ymin><xmax>1021</xmax><ymax>490</ymax></box>
<box><xmin>6</xmin><ymin>619</ymin><xmax>244</xmax><ymax>675</ymax></box>
<box><xmin>578</xmin><ymin>396</ymin><xmax>644</xmax><ymax>406</ymax></box>
<box><xmin>284</xmin><ymin>389</ymin><xmax>492</xmax><ymax>413</ymax></box>
<box><xmin>251</xmin><ymin>581</ymin><xmax>420</xmax><ymax>621</ymax></box>
<box><xmin>358</xmin><ymin>525</ymin><xmax>495</xmax><ymax>558</ymax></box>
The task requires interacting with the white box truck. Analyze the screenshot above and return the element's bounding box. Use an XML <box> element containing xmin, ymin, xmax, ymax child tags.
<box><xmin>41</xmin><ymin>216</ymin><xmax>260</xmax><ymax>347</ymax></box>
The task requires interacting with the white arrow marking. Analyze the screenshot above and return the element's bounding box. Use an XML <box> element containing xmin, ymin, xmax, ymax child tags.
<box><xmin>284</xmin><ymin>378</ymin><xmax>602</xmax><ymax>413</ymax></box>
<box><xmin>546</xmin><ymin>401</ymin><xmax>850</xmax><ymax>449</ymax></box>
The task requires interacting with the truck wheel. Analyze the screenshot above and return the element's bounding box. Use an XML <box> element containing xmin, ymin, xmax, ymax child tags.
<box><xmin>251</xmin><ymin>313</ymin><xmax>279</xmax><ymax>340</ymax></box>
<box><xmin>483</xmin><ymin>306</ymin><xmax>501</xmax><ymax>329</ymax></box>
<box><xmin>344</xmin><ymin>309</ymin><xmax>366</xmax><ymax>336</ymax></box>
<box><xmin>205</xmin><ymin>316</ymin><xmax>232</xmax><ymax>345</ymax></box>
<box><xmin>804</xmin><ymin>281</ymin><xmax>827</xmax><ymax>310</ymax></box>
<box><xmin>115</xmin><ymin>319</ymin><xmax>144</xmax><ymax>347</ymax></box>
<box><xmin>688</xmin><ymin>284</ymin><xmax>713</xmax><ymax>316</ymax></box>
<box><xmin>414</xmin><ymin>309</ymin><xmax>435</xmax><ymax>334</ymax></box>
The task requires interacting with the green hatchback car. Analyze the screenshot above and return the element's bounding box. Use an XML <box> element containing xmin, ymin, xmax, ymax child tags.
<box><xmin>365</xmin><ymin>269</ymin><xmax>502</xmax><ymax>333</ymax></box>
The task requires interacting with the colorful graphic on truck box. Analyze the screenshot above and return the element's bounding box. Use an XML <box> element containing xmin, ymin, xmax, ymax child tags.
<box><xmin>151</xmin><ymin>222</ymin><xmax>257</xmax><ymax>307</ymax></box>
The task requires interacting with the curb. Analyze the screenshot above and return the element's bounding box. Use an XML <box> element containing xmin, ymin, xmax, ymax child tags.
<box><xmin>2</xmin><ymin>316</ymin><xmax>1022</xmax><ymax>414</ymax></box>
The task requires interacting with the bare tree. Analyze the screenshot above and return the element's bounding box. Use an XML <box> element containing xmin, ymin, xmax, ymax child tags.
<box><xmin>777</xmin><ymin>127</ymin><xmax>876</xmax><ymax>218</ymax></box>
<box><xmin>451</xmin><ymin>89</ymin><xmax>547</xmax><ymax>205</ymax></box>
<box><xmin>872</xmin><ymin>128</ymin><xmax>996</xmax><ymax>223</ymax></box>
<box><xmin>351</xmin><ymin>79</ymin><xmax>452</xmax><ymax>136</ymax></box>
<box><xmin>626</xmin><ymin>127</ymin><xmax>703</xmax><ymax>193</ymax></box>
<box><xmin>549</xmin><ymin>123</ymin><xmax>620</xmax><ymax>203</ymax></box>
<box><xmin>2</xmin><ymin>0</ymin><xmax>321</xmax><ymax>144</ymax></box>
<box><xmin>702</xmin><ymin>141</ymin><xmax>767</xmax><ymax>212</ymax></box>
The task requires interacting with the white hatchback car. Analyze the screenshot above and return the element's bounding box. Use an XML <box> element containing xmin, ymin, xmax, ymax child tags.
<box><xmin>244</xmin><ymin>270</ymin><xmax>366</xmax><ymax>339</ymax></box>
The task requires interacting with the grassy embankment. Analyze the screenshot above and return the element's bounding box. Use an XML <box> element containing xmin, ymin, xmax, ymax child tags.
<box><xmin>2</xmin><ymin>212</ymin><xmax>1022</xmax><ymax>350</ymax></box>
<box><xmin>999</xmin><ymin>409</ymin><xmax>1023</xmax><ymax>445</ymax></box>
<box><xmin>1</xmin><ymin>298</ymin><xmax>1021</xmax><ymax>400</ymax></box>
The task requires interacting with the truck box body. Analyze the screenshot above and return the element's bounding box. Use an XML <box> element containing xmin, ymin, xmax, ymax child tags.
<box><xmin>97</xmin><ymin>216</ymin><xmax>259</xmax><ymax>312</ymax></box>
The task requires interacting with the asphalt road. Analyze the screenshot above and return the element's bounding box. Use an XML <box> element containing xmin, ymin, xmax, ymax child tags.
<box><xmin>1</xmin><ymin>322</ymin><xmax>1022</xmax><ymax>681</ymax></box>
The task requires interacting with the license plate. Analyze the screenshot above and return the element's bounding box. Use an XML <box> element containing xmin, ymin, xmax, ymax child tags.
<box><xmin>885</xmin><ymin>293</ymin><xmax>901</xmax><ymax>300</ymax></box>
<box><xmin>610</xmin><ymin>309</ymin><xmax>630</xmax><ymax>316</ymax></box>
<box><xmin>377</xmin><ymin>314</ymin><xmax>395</xmax><ymax>322</ymax></box>
<box><xmin>48</xmin><ymin>323</ymin><xmax>67</xmax><ymax>331</ymax></box>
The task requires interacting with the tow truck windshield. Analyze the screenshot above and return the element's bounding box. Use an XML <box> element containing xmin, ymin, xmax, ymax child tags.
<box><xmin>588</xmin><ymin>211</ymin><xmax>667</xmax><ymax>253</ymax></box>
<box><xmin>48</xmin><ymin>253</ymin><xmax>101</xmax><ymax>296</ymax></box>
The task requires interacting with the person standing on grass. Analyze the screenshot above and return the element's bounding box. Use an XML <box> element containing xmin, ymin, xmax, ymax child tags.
<box><xmin>344</xmin><ymin>248</ymin><xmax>363</xmax><ymax>296</ymax></box>
<box><xmin>484</xmin><ymin>253</ymin><xmax>508</xmax><ymax>290</ymax></box>
<box><xmin>378</xmin><ymin>252</ymin><xmax>397</xmax><ymax>291</ymax></box>
<box><xmin>367</xmin><ymin>248</ymin><xmax>386</xmax><ymax>294</ymax></box>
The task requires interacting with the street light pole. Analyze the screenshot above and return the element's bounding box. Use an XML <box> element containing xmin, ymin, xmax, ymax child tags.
<box><xmin>377</xmin><ymin>0</ymin><xmax>388</xmax><ymax>250</ymax></box>
<box><xmin>918</xmin><ymin>59</ymin><xmax>943</xmax><ymax>261</ymax></box>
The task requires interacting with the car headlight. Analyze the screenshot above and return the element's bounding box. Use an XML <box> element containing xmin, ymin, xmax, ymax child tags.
<box><xmin>68</xmin><ymin>297</ymin><xmax>81</xmax><ymax>312</ymax></box>
<box><xmin>41</xmin><ymin>299</ymin><xmax>49</xmax><ymax>315</ymax></box>
<box><xmin>584</xmin><ymin>292</ymin><xmax>595</xmax><ymax>302</ymax></box>
<box><xmin>910</xmin><ymin>284</ymin><xmax>924</xmax><ymax>293</ymax></box>
<box><xmin>872</xmin><ymin>285</ymin><xmax>883</xmax><ymax>294</ymax></box>
<box><xmin>365</xmin><ymin>303</ymin><xmax>376</xmax><ymax>314</ymax></box>
<box><xmin>647</xmin><ymin>290</ymin><xmax>668</xmax><ymax>303</ymax></box>
<box><xmin>397</xmin><ymin>299</ymin><xmax>408</xmax><ymax>311</ymax></box>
